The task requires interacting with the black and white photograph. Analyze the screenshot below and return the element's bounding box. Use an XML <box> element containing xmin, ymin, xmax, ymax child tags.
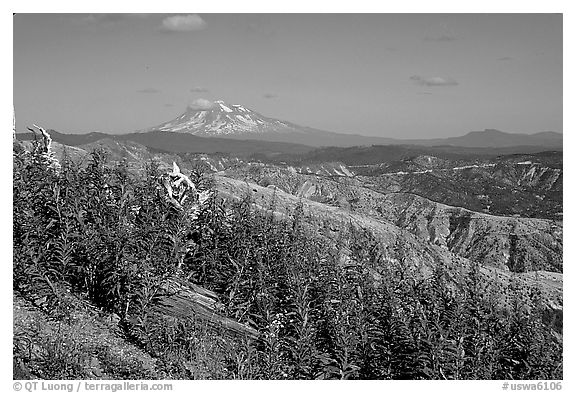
<box><xmin>10</xmin><ymin>6</ymin><xmax>568</xmax><ymax>387</ymax></box>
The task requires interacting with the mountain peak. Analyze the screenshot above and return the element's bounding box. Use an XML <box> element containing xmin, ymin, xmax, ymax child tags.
<box><xmin>151</xmin><ymin>101</ymin><xmax>298</xmax><ymax>137</ymax></box>
<box><xmin>213</xmin><ymin>100</ymin><xmax>238</xmax><ymax>113</ymax></box>
<box><xmin>462</xmin><ymin>129</ymin><xmax>506</xmax><ymax>136</ymax></box>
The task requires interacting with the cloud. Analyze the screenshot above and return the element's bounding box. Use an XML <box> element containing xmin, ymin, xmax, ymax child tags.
<box><xmin>244</xmin><ymin>15</ymin><xmax>276</xmax><ymax>38</ymax></box>
<box><xmin>497</xmin><ymin>56</ymin><xmax>514</xmax><ymax>61</ymax></box>
<box><xmin>410</xmin><ymin>75</ymin><xmax>459</xmax><ymax>87</ymax></box>
<box><xmin>136</xmin><ymin>88</ymin><xmax>160</xmax><ymax>94</ymax></box>
<box><xmin>70</xmin><ymin>14</ymin><xmax>149</xmax><ymax>26</ymax></box>
<box><xmin>263</xmin><ymin>93</ymin><xmax>278</xmax><ymax>99</ymax></box>
<box><xmin>72</xmin><ymin>14</ymin><xmax>124</xmax><ymax>24</ymax></box>
<box><xmin>424</xmin><ymin>34</ymin><xmax>457</xmax><ymax>42</ymax></box>
<box><xmin>160</xmin><ymin>14</ymin><xmax>206</xmax><ymax>33</ymax></box>
<box><xmin>190</xmin><ymin>86</ymin><xmax>209</xmax><ymax>93</ymax></box>
<box><xmin>188</xmin><ymin>98</ymin><xmax>214</xmax><ymax>110</ymax></box>
<box><xmin>424</xmin><ymin>24</ymin><xmax>458</xmax><ymax>42</ymax></box>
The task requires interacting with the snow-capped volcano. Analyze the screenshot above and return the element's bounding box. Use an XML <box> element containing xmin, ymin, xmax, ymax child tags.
<box><xmin>150</xmin><ymin>100</ymin><xmax>307</xmax><ymax>137</ymax></box>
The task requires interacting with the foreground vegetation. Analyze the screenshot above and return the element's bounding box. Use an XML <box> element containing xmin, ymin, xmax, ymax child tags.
<box><xmin>13</xmin><ymin>138</ymin><xmax>562</xmax><ymax>379</ymax></box>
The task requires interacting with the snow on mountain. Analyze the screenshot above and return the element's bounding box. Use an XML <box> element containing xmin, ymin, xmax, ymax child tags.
<box><xmin>151</xmin><ymin>100</ymin><xmax>308</xmax><ymax>137</ymax></box>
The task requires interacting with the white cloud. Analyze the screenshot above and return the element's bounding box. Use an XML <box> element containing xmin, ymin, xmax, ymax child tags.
<box><xmin>160</xmin><ymin>15</ymin><xmax>206</xmax><ymax>33</ymax></box>
<box><xmin>188</xmin><ymin>98</ymin><xmax>214</xmax><ymax>110</ymax></box>
<box><xmin>190</xmin><ymin>86</ymin><xmax>209</xmax><ymax>93</ymax></box>
<box><xmin>424</xmin><ymin>24</ymin><xmax>458</xmax><ymax>42</ymax></box>
<box><xmin>70</xmin><ymin>14</ymin><xmax>150</xmax><ymax>26</ymax></box>
<box><xmin>410</xmin><ymin>75</ymin><xmax>459</xmax><ymax>87</ymax></box>
<box><xmin>136</xmin><ymin>88</ymin><xmax>160</xmax><ymax>94</ymax></box>
<box><xmin>424</xmin><ymin>34</ymin><xmax>457</xmax><ymax>42</ymax></box>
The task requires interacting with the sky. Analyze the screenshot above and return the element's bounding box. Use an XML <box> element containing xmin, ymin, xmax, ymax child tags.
<box><xmin>13</xmin><ymin>13</ymin><xmax>562</xmax><ymax>138</ymax></box>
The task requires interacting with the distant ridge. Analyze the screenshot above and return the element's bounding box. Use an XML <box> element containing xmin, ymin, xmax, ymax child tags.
<box><xmin>17</xmin><ymin>102</ymin><xmax>562</xmax><ymax>152</ymax></box>
<box><xmin>409</xmin><ymin>128</ymin><xmax>563</xmax><ymax>148</ymax></box>
<box><xmin>16</xmin><ymin>130</ymin><xmax>315</xmax><ymax>156</ymax></box>
<box><xmin>146</xmin><ymin>100</ymin><xmax>562</xmax><ymax>149</ymax></box>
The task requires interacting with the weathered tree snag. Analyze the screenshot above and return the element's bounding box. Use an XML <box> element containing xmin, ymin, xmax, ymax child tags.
<box><xmin>148</xmin><ymin>163</ymin><xmax>257</xmax><ymax>339</ymax></box>
<box><xmin>152</xmin><ymin>277</ymin><xmax>258</xmax><ymax>339</ymax></box>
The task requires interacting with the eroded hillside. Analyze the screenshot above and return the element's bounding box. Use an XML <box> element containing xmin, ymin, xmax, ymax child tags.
<box><xmin>221</xmin><ymin>162</ymin><xmax>562</xmax><ymax>273</ymax></box>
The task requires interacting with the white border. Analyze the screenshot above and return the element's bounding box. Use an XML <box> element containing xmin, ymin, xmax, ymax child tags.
<box><xmin>4</xmin><ymin>2</ymin><xmax>573</xmax><ymax>391</ymax></box>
